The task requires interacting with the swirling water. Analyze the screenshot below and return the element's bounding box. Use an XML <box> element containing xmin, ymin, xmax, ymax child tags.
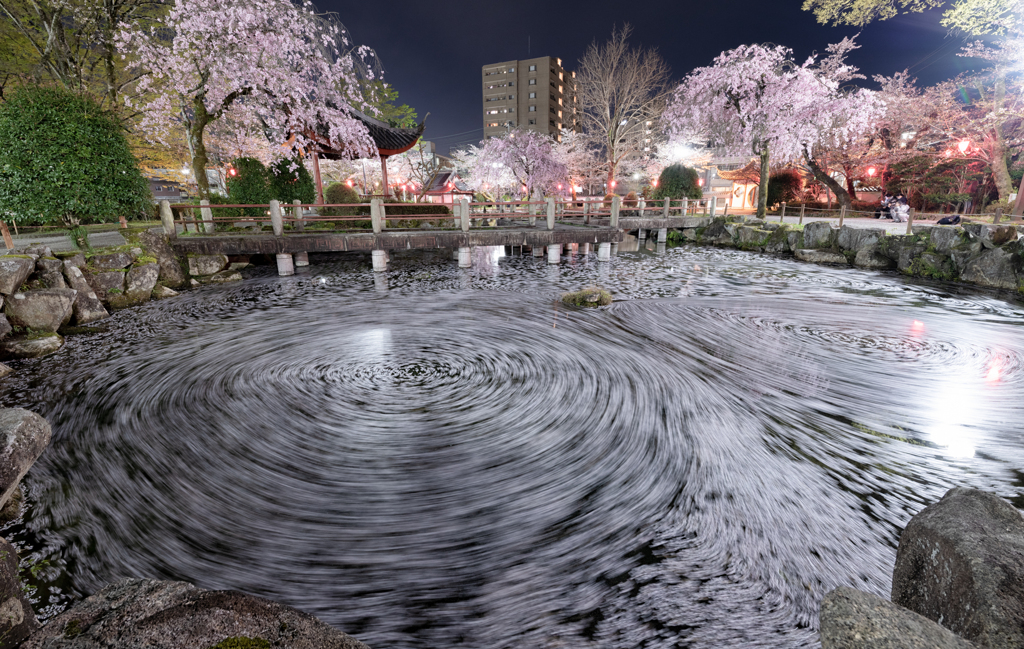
<box><xmin>2</xmin><ymin>241</ymin><xmax>1024</xmax><ymax>648</ymax></box>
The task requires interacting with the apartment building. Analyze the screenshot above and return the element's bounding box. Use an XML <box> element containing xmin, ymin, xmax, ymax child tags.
<box><xmin>481</xmin><ymin>56</ymin><xmax>578</xmax><ymax>141</ymax></box>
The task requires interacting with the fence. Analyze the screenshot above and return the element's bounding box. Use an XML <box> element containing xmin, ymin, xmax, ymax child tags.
<box><xmin>160</xmin><ymin>196</ymin><xmax>717</xmax><ymax>237</ymax></box>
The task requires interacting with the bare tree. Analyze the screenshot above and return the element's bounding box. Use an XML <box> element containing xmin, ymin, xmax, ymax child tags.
<box><xmin>575</xmin><ymin>24</ymin><xmax>672</xmax><ymax>191</ymax></box>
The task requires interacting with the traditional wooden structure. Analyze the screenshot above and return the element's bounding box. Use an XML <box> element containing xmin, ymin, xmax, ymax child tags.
<box><xmin>306</xmin><ymin>108</ymin><xmax>425</xmax><ymax>204</ymax></box>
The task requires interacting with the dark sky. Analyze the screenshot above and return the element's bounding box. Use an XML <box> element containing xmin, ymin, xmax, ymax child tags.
<box><xmin>326</xmin><ymin>0</ymin><xmax>985</xmax><ymax>155</ymax></box>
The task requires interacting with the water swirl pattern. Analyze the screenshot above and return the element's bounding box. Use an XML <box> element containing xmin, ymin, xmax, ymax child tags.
<box><xmin>2</xmin><ymin>241</ymin><xmax>1023</xmax><ymax>648</ymax></box>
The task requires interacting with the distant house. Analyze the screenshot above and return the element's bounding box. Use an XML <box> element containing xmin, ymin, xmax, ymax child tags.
<box><xmin>423</xmin><ymin>170</ymin><xmax>473</xmax><ymax>204</ymax></box>
<box><xmin>149</xmin><ymin>179</ymin><xmax>188</xmax><ymax>202</ymax></box>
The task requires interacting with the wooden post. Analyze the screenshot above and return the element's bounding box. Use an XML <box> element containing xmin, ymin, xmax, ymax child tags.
<box><xmin>370</xmin><ymin>199</ymin><xmax>383</xmax><ymax>233</ymax></box>
<box><xmin>682</xmin><ymin>198</ymin><xmax>688</xmax><ymax>215</ymax></box>
<box><xmin>610</xmin><ymin>195</ymin><xmax>621</xmax><ymax>228</ymax></box>
<box><xmin>839</xmin><ymin>204</ymin><xmax>846</xmax><ymax>227</ymax></box>
<box><xmin>461</xmin><ymin>198</ymin><xmax>471</xmax><ymax>231</ymax></box>
<box><xmin>663</xmin><ymin>197</ymin><xmax>670</xmax><ymax>217</ymax></box>
<box><xmin>994</xmin><ymin>208</ymin><xmax>1003</xmax><ymax>224</ymax></box>
<box><xmin>160</xmin><ymin>200</ymin><xmax>176</xmax><ymax>238</ymax></box>
<box><xmin>799</xmin><ymin>203</ymin><xmax>805</xmax><ymax>225</ymax></box>
<box><xmin>906</xmin><ymin>208</ymin><xmax>915</xmax><ymax>235</ymax></box>
<box><xmin>546</xmin><ymin>197</ymin><xmax>555</xmax><ymax>230</ymax></box>
<box><xmin>119</xmin><ymin>215</ymin><xmax>128</xmax><ymax>229</ymax></box>
<box><xmin>780</xmin><ymin>202</ymin><xmax>787</xmax><ymax>223</ymax></box>
<box><xmin>200</xmin><ymin>198</ymin><xmax>214</xmax><ymax>233</ymax></box>
<box><xmin>583</xmin><ymin>200</ymin><xmax>590</xmax><ymax>225</ymax></box>
<box><xmin>0</xmin><ymin>221</ymin><xmax>13</xmax><ymax>250</ymax></box>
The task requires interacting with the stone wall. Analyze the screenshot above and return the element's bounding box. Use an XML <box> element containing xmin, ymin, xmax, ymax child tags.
<box><xmin>673</xmin><ymin>217</ymin><xmax>1024</xmax><ymax>295</ymax></box>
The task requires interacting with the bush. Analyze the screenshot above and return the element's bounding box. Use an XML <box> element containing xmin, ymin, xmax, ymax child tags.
<box><xmin>623</xmin><ymin>191</ymin><xmax>638</xmax><ymax>208</ymax></box>
<box><xmin>766</xmin><ymin>170</ymin><xmax>802</xmax><ymax>207</ymax></box>
<box><xmin>322</xmin><ymin>182</ymin><xmax>362</xmax><ymax>216</ymax></box>
<box><xmin>269</xmin><ymin>157</ymin><xmax>315</xmax><ymax>205</ymax></box>
<box><xmin>603</xmin><ymin>193</ymin><xmax>616</xmax><ymax>208</ymax></box>
<box><xmin>227</xmin><ymin>158</ymin><xmax>270</xmax><ymax>217</ymax></box>
<box><xmin>0</xmin><ymin>85</ymin><xmax>150</xmax><ymax>231</ymax></box>
<box><xmin>654</xmin><ymin>164</ymin><xmax>702</xmax><ymax>200</ymax></box>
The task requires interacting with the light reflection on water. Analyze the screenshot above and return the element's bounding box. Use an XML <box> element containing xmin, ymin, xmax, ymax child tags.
<box><xmin>1</xmin><ymin>243</ymin><xmax>1022</xmax><ymax>648</ymax></box>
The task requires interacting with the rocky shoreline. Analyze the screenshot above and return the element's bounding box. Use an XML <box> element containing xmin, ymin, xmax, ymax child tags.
<box><xmin>668</xmin><ymin>216</ymin><xmax>1024</xmax><ymax>296</ymax></box>
<box><xmin>0</xmin><ymin>229</ymin><xmax>246</xmax><ymax>368</ymax></box>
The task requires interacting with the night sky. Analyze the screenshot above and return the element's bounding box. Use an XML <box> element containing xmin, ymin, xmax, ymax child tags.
<box><xmin>327</xmin><ymin>0</ymin><xmax>985</xmax><ymax>155</ymax></box>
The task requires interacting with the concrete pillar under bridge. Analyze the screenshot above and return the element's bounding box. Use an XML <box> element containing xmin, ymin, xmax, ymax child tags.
<box><xmin>276</xmin><ymin>253</ymin><xmax>294</xmax><ymax>276</ymax></box>
<box><xmin>458</xmin><ymin>246</ymin><xmax>472</xmax><ymax>268</ymax></box>
<box><xmin>547</xmin><ymin>244</ymin><xmax>561</xmax><ymax>264</ymax></box>
<box><xmin>532</xmin><ymin>246</ymin><xmax>545</xmax><ymax>258</ymax></box>
<box><xmin>372</xmin><ymin>250</ymin><xmax>387</xmax><ymax>272</ymax></box>
<box><xmin>598</xmin><ymin>242</ymin><xmax>611</xmax><ymax>261</ymax></box>
<box><xmin>294</xmin><ymin>251</ymin><xmax>309</xmax><ymax>267</ymax></box>
<box><xmin>658</xmin><ymin>228</ymin><xmax>668</xmax><ymax>242</ymax></box>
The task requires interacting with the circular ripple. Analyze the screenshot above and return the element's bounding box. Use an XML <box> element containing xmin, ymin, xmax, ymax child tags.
<box><xmin>2</xmin><ymin>245</ymin><xmax>1023</xmax><ymax>649</ymax></box>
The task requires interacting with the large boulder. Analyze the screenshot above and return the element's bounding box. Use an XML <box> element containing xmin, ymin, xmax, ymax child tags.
<box><xmin>55</xmin><ymin>252</ymin><xmax>86</xmax><ymax>269</ymax></box>
<box><xmin>795</xmin><ymin>249</ymin><xmax>848</xmax><ymax>264</ymax></box>
<box><xmin>978</xmin><ymin>224</ymin><xmax>1018</xmax><ymax>249</ymax></box>
<box><xmin>960</xmin><ymin>247</ymin><xmax>1019</xmax><ymax>290</ymax></box>
<box><xmin>0</xmin><ymin>334</ymin><xmax>63</xmax><ymax>360</ymax></box>
<box><xmin>700</xmin><ymin>218</ymin><xmax>733</xmax><ymax>245</ymax></box>
<box><xmin>892</xmin><ymin>487</ymin><xmax>1024</xmax><ymax>648</ymax></box>
<box><xmin>803</xmin><ymin>221</ymin><xmax>837</xmax><ymax>249</ymax></box>
<box><xmin>907</xmin><ymin>252</ymin><xmax>956</xmax><ymax>281</ymax></box>
<box><xmin>84</xmin><ymin>271</ymin><xmax>126</xmax><ymax>303</ymax></box>
<box><xmin>913</xmin><ymin>225</ymin><xmax>965</xmax><ymax>254</ymax></box>
<box><xmin>34</xmin><ymin>257</ymin><xmax>66</xmax><ymax>290</ymax></box>
<box><xmin>0</xmin><ymin>409</ymin><xmax>51</xmax><ymax>510</ymax></box>
<box><xmin>138</xmin><ymin>231</ymin><xmax>187</xmax><ymax>288</ymax></box>
<box><xmin>0</xmin><ymin>536</ymin><xmax>40</xmax><ymax>648</ymax></box>
<box><xmin>737</xmin><ymin>226</ymin><xmax>771</xmax><ymax>249</ymax></box>
<box><xmin>837</xmin><ymin>226</ymin><xmax>885</xmax><ymax>253</ymax></box>
<box><xmin>112</xmin><ymin>263</ymin><xmax>159</xmax><ymax>309</ymax></box>
<box><xmin>188</xmin><ymin>254</ymin><xmax>229</xmax><ymax>277</ymax></box>
<box><xmin>854</xmin><ymin>247</ymin><xmax>897</xmax><ymax>270</ymax></box>
<box><xmin>88</xmin><ymin>252</ymin><xmax>134</xmax><ymax>271</ymax></box>
<box><xmin>0</xmin><ymin>315</ymin><xmax>9</xmax><ymax>341</ymax></box>
<box><xmin>821</xmin><ymin>586</ymin><xmax>978</xmax><ymax>649</ymax></box>
<box><xmin>0</xmin><ymin>257</ymin><xmax>35</xmax><ymax>296</ymax></box>
<box><xmin>4</xmin><ymin>289</ymin><xmax>77</xmax><ymax>332</ymax></box>
<box><xmin>200</xmin><ymin>270</ymin><xmax>243</xmax><ymax>284</ymax></box>
<box><xmin>22</xmin><ymin>578</ymin><xmax>371</xmax><ymax>649</ymax></box>
<box><xmin>61</xmin><ymin>265</ymin><xmax>109</xmax><ymax>325</ymax></box>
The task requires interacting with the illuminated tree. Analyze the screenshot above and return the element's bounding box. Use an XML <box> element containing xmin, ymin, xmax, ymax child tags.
<box><xmin>119</xmin><ymin>0</ymin><xmax>375</xmax><ymax>199</ymax></box>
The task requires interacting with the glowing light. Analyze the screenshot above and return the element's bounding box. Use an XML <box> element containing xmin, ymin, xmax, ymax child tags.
<box><xmin>610</xmin><ymin>180</ymin><xmax>616</xmax><ymax>188</ymax></box>
<box><xmin>698</xmin><ymin>178</ymin><xmax>705</xmax><ymax>187</ymax></box>
<box><xmin>346</xmin><ymin>179</ymin><xmax>353</xmax><ymax>187</ymax></box>
<box><xmin>651</xmin><ymin>179</ymin><xmax>658</xmax><ymax>187</ymax></box>
<box><xmin>557</xmin><ymin>184</ymin><xmax>562</xmax><ymax>190</ymax></box>
<box><xmin>867</xmin><ymin>167</ymin><xmax>876</xmax><ymax>177</ymax></box>
<box><xmin>227</xmin><ymin>168</ymin><xmax>237</xmax><ymax>177</ymax></box>
<box><xmin>574</xmin><ymin>185</ymin><xmax>582</xmax><ymax>192</ymax></box>
<box><xmin>987</xmin><ymin>359</ymin><xmax>1002</xmax><ymax>383</ymax></box>
<box><xmin>944</xmin><ymin>149</ymin><xmax>953</xmax><ymax>157</ymax></box>
<box><xmin>958</xmin><ymin>139</ymin><xmax>970</xmax><ymax>154</ymax></box>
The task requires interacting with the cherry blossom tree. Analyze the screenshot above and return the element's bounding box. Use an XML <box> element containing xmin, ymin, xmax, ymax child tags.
<box><xmin>664</xmin><ymin>38</ymin><xmax>882</xmax><ymax>216</ymax></box>
<box><xmin>118</xmin><ymin>0</ymin><xmax>374</xmax><ymax>198</ymax></box>
<box><xmin>454</xmin><ymin>130</ymin><xmax>568</xmax><ymax>199</ymax></box>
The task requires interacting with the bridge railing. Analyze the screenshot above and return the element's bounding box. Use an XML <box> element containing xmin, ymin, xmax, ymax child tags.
<box><xmin>158</xmin><ymin>197</ymin><xmax>716</xmax><ymax>237</ymax></box>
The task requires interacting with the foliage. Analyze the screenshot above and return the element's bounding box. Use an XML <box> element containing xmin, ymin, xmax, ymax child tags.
<box><xmin>802</xmin><ymin>0</ymin><xmax>1015</xmax><ymax>36</ymax></box>
<box><xmin>119</xmin><ymin>0</ymin><xmax>375</xmax><ymax>198</ymax></box>
<box><xmin>766</xmin><ymin>170</ymin><xmax>803</xmax><ymax>206</ymax></box>
<box><xmin>0</xmin><ymin>0</ymin><xmax>168</xmax><ymax>107</ymax></box>
<box><xmin>226</xmin><ymin>157</ymin><xmax>270</xmax><ymax>216</ymax></box>
<box><xmin>665</xmin><ymin>37</ymin><xmax>883</xmax><ymax>216</ymax></box>
<box><xmin>322</xmin><ymin>182</ymin><xmax>360</xmax><ymax>216</ymax></box>
<box><xmin>269</xmin><ymin>157</ymin><xmax>314</xmax><ymax>205</ymax></box>
<box><xmin>358</xmin><ymin>80</ymin><xmax>417</xmax><ymax>128</ymax></box>
<box><xmin>454</xmin><ymin>129</ymin><xmax>567</xmax><ymax>198</ymax></box>
<box><xmin>623</xmin><ymin>191</ymin><xmax>638</xmax><ymax>207</ymax></box>
<box><xmin>603</xmin><ymin>193</ymin><xmax>616</xmax><ymax>208</ymax></box>
<box><xmin>561</xmin><ymin>288</ymin><xmax>613</xmax><ymax>307</ymax></box>
<box><xmin>0</xmin><ymin>85</ymin><xmax>150</xmax><ymax>229</ymax></box>
<box><xmin>653</xmin><ymin>164</ymin><xmax>702</xmax><ymax>200</ymax></box>
<box><xmin>207</xmin><ymin>637</ymin><xmax>271</xmax><ymax>649</ymax></box>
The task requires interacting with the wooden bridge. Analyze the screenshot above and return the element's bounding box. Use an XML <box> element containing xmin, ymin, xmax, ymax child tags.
<box><xmin>159</xmin><ymin>197</ymin><xmax>714</xmax><ymax>274</ymax></box>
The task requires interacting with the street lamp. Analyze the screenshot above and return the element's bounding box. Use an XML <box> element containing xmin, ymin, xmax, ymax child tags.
<box><xmin>958</xmin><ymin>139</ymin><xmax>970</xmax><ymax>154</ymax></box>
<box><xmin>867</xmin><ymin>167</ymin><xmax>876</xmax><ymax>177</ymax></box>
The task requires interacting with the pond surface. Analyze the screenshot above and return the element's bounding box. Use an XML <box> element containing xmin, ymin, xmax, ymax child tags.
<box><xmin>2</xmin><ymin>241</ymin><xmax>1023</xmax><ymax>648</ymax></box>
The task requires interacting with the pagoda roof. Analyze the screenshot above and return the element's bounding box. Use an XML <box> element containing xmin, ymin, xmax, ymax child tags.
<box><xmin>424</xmin><ymin>169</ymin><xmax>472</xmax><ymax>195</ymax></box>
<box><xmin>716</xmin><ymin>160</ymin><xmax>761</xmax><ymax>184</ymax></box>
<box><xmin>310</xmin><ymin>108</ymin><xmax>425</xmax><ymax>160</ymax></box>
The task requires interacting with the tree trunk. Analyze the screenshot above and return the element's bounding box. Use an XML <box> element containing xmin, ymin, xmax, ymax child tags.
<box><xmin>803</xmin><ymin>148</ymin><xmax>852</xmax><ymax>209</ymax></box>
<box><xmin>990</xmin><ymin>72</ymin><xmax>1014</xmax><ymax>202</ymax></box>
<box><xmin>606</xmin><ymin>163</ymin><xmax>616</xmax><ymax>195</ymax></box>
<box><xmin>845</xmin><ymin>172</ymin><xmax>858</xmax><ymax>200</ymax></box>
<box><xmin>756</xmin><ymin>146</ymin><xmax>769</xmax><ymax>218</ymax></box>
<box><xmin>187</xmin><ymin>98</ymin><xmax>212</xmax><ymax>199</ymax></box>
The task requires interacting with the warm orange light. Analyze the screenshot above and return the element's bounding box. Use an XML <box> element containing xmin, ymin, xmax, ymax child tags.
<box><xmin>346</xmin><ymin>179</ymin><xmax>353</xmax><ymax>187</ymax></box>
<box><xmin>651</xmin><ymin>179</ymin><xmax>658</xmax><ymax>187</ymax></box>
<box><xmin>228</xmin><ymin>168</ymin><xmax>237</xmax><ymax>177</ymax></box>
<box><xmin>958</xmin><ymin>139</ymin><xmax>970</xmax><ymax>154</ymax></box>
<box><xmin>610</xmin><ymin>180</ymin><xmax>616</xmax><ymax>188</ymax></box>
<box><xmin>867</xmin><ymin>167</ymin><xmax>876</xmax><ymax>177</ymax></box>
<box><xmin>557</xmin><ymin>184</ymin><xmax>562</xmax><ymax>190</ymax></box>
<box><xmin>698</xmin><ymin>178</ymin><xmax>704</xmax><ymax>187</ymax></box>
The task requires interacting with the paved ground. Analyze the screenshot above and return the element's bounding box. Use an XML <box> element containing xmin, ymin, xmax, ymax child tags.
<box><xmin>2</xmin><ymin>230</ymin><xmax>127</xmax><ymax>254</ymax></box>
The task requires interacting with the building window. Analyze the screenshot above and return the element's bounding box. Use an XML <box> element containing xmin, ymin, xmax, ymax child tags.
<box><xmin>485</xmin><ymin>96</ymin><xmax>502</xmax><ymax>102</ymax></box>
<box><xmin>559</xmin><ymin>86</ymin><xmax>563</xmax><ymax>94</ymax></box>
<box><xmin>509</xmin><ymin>67</ymin><xmax>515</xmax><ymax>72</ymax></box>
<box><xmin>509</xmin><ymin>81</ymin><xmax>514</xmax><ymax>86</ymax></box>
<box><xmin>487</xmin><ymin>122</ymin><xmax>499</xmax><ymax>127</ymax></box>
<box><xmin>529</xmin><ymin>79</ymin><xmax>536</xmax><ymax>85</ymax></box>
<box><xmin>550</xmin><ymin>107</ymin><xmax>556</xmax><ymax>114</ymax></box>
<box><xmin>529</xmin><ymin>106</ymin><xmax>536</xmax><ymax>112</ymax></box>
<box><xmin>550</xmin><ymin>120</ymin><xmax>556</xmax><ymax>127</ymax></box>
<box><xmin>486</xmin><ymin>110</ymin><xmax>499</xmax><ymax>115</ymax></box>
<box><xmin>550</xmin><ymin>93</ymin><xmax>555</xmax><ymax>101</ymax></box>
<box><xmin>529</xmin><ymin>65</ymin><xmax>536</xmax><ymax>71</ymax></box>
<box><xmin>550</xmin><ymin>81</ymin><xmax>556</xmax><ymax>89</ymax></box>
<box><xmin>509</xmin><ymin>107</ymin><xmax>515</xmax><ymax>112</ymax></box>
<box><xmin>529</xmin><ymin>92</ymin><xmax>536</xmax><ymax>99</ymax></box>
<box><xmin>529</xmin><ymin>119</ymin><xmax>536</xmax><ymax>125</ymax></box>
<box><xmin>509</xmin><ymin>95</ymin><xmax>514</xmax><ymax>100</ymax></box>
